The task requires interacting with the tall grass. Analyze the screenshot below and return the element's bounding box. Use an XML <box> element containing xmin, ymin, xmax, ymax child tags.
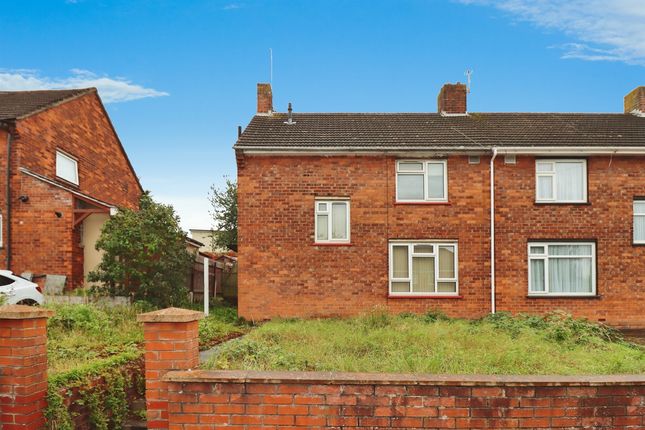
<box><xmin>206</xmin><ymin>310</ymin><xmax>645</xmax><ymax>375</ymax></box>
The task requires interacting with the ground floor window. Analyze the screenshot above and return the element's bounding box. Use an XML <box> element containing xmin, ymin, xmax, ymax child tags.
<box><xmin>389</xmin><ymin>241</ymin><xmax>458</xmax><ymax>296</ymax></box>
<box><xmin>528</xmin><ymin>242</ymin><xmax>596</xmax><ymax>296</ymax></box>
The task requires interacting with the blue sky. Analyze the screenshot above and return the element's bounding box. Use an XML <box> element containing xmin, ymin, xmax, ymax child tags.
<box><xmin>2</xmin><ymin>0</ymin><xmax>644</xmax><ymax>230</ymax></box>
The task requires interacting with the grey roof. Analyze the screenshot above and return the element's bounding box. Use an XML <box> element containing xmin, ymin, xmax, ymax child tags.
<box><xmin>0</xmin><ymin>88</ymin><xmax>94</xmax><ymax>121</ymax></box>
<box><xmin>235</xmin><ymin>112</ymin><xmax>645</xmax><ymax>150</ymax></box>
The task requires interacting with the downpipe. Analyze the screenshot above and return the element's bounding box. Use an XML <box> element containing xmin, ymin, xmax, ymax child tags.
<box><xmin>490</xmin><ymin>147</ymin><xmax>498</xmax><ymax>314</ymax></box>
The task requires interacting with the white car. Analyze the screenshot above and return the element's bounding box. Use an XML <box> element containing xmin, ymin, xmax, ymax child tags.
<box><xmin>0</xmin><ymin>270</ymin><xmax>44</xmax><ymax>305</ymax></box>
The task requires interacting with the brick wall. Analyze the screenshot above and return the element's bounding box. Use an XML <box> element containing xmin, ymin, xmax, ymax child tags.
<box><xmin>238</xmin><ymin>154</ymin><xmax>645</xmax><ymax>327</ymax></box>
<box><xmin>0</xmin><ymin>305</ymin><xmax>54</xmax><ymax>430</ymax></box>
<box><xmin>164</xmin><ymin>371</ymin><xmax>645</xmax><ymax>429</ymax></box>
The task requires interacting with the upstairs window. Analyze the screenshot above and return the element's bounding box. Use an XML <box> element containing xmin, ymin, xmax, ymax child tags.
<box><xmin>396</xmin><ymin>160</ymin><xmax>447</xmax><ymax>202</ymax></box>
<box><xmin>56</xmin><ymin>151</ymin><xmax>79</xmax><ymax>185</ymax></box>
<box><xmin>634</xmin><ymin>200</ymin><xmax>645</xmax><ymax>244</ymax></box>
<box><xmin>315</xmin><ymin>200</ymin><xmax>350</xmax><ymax>243</ymax></box>
<box><xmin>389</xmin><ymin>241</ymin><xmax>458</xmax><ymax>296</ymax></box>
<box><xmin>528</xmin><ymin>242</ymin><xmax>596</xmax><ymax>296</ymax></box>
<box><xmin>535</xmin><ymin>160</ymin><xmax>586</xmax><ymax>203</ymax></box>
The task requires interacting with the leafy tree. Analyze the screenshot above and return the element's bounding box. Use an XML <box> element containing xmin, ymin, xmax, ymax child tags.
<box><xmin>209</xmin><ymin>177</ymin><xmax>237</xmax><ymax>251</ymax></box>
<box><xmin>89</xmin><ymin>192</ymin><xmax>193</xmax><ymax>308</ymax></box>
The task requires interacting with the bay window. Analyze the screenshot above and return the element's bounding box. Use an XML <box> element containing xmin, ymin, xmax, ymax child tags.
<box><xmin>535</xmin><ymin>160</ymin><xmax>586</xmax><ymax>203</ymax></box>
<box><xmin>389</xmin><ymin>241</ymin><xmax>458</xmax><ymax>295</ymax></box>
<box><xmin>396</xmin><ymin>160</ymin><xmax>447</xmax><ymax>202</ymax></box>
<box><xmin>315</xmin><ymin>200</ymin><xmax>350</xmax><ymax>243</ymax></box>
<box><xmin>528</xmin><ymin>242</ymin><xmax>596</xmax><ymax>296</ymax></box>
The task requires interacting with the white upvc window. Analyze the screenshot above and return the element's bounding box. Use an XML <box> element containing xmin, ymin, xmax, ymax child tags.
<box><xmin>315</xmin><ymin>199</ymin><xmax>350</xmax><ymax>243</ymax></box>
<box><xmin>389</xmin><ymin>241</ymin><xmax>458</xmax><ymax>296</ymax></box>
<box><xmin>55</xmin><ymin>151</ymin><xmax>79</xmax><ymax>185</ymax></box>
<box><xmin>528</xmin><ymin>242</ymin><xmax>596</xmax><ymax>296</ymax></box>
<box><xmin>634</xmin><ymin>200</ymin><xmax>645</xmax><ymax>244</ymax></box>
<box><xmin>396</xmin><ymin>160</ymin><xmax>447</xmax><ymax>202</ymax></box>
<box><xmin>535</xmin><ymin>159</ymin><xmax>587</xmax><ymax>203</ymax></box>
<box><xmin>0</xmin><ymin>213</ymin><xmax>3</xmax><ymax>247</ymax></box>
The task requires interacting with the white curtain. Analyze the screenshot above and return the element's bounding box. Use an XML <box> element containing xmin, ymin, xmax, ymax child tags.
<box><xmin>427</xmin><ymin>164</ymin><xmax>444</xmax><ymax>199</ymax></box>
<box><xmin>392</xmin><ymin>246</ymin><xmax>409</xmax><ymax>278</ymax></box>
<box><xmin>316</xmin><ymin>215</ymin><xmax>328</xmax><ymax>240</ymax></box>
<box><xmin>556</xmin><ymin>162</ymin><xmax>584</xmax><ymax>201</ymax></box>
<box><xmin>438</xmin><ymin>246</ymin><xmax>455</xmax><ymax>278</ymax></box>
<box><xmin>530</xmin><ymin>259</ymin><xmax>545</xmax><ymax>292</ymax></box>
<box><xmin>549</xmin><ymin>257</ymin><xmax>592</xmax><ymax>293</ymax></box>
<box><xmin>635</xmin><ymin>215</ymin><xmax>645</xmax><ymax>242</ymax></box>
<box><xmin>537</xmin><ymin>176</ymin><xmax>553</xmax><ymax>200</ymax></box>
<box><xmin>412</xmin><ymin>257</ymin><xmax>435</xmax><ymax>292</ymax></box>
<box><xmin>397</xmin><ymin>174</ymin><xmax>424</xmax><ymax>200</ymax></box>
<box><xmin>331</xmin><ymin>203</ymin><xmax>347</xmax><ymax>239</ymax></box>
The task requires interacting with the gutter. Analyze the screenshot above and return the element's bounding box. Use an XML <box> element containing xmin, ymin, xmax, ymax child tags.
<box><xmin>490</xmin><ymin>147</ymin><xmax>498</xmax><ymax>314</ymax></box>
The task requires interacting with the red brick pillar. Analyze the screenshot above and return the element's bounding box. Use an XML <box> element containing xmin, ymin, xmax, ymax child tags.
<box><xmin>0</xmin><ymin>305</ymin><xmax>54</xmax><ymax>430</ymax></box>
<box><xmin>138</xmin><ymin>307</ymin><xmax>203</xmax><ymax>430</ymax></box>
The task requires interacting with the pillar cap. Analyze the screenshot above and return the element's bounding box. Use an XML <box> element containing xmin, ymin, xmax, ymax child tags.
<box><xmin>137</xmin><ymin>307</ymin><xmax>204</xmax><ymax>323</ymax></box>
<box><xmin>0</xmin><ymin>305</ymin><xmax>54</xmax><ymax>319</ymax></box>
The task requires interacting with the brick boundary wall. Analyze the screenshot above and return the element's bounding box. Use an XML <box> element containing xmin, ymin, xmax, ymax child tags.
<box><xmin>140</xmin><ymin>308</ymin><xmax>645</xmax><ymax>430</ymax></box>
<box><xmin>0</xmin><ymin>305</ymin><xmax>54</xmax><ymax>430</ymax></box>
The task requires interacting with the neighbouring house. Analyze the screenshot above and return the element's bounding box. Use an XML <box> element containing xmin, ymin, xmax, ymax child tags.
<box><xmin>189</xmin><ymin>228</ymin><xmax>227</xmax><ymax>253</ymax></box>
<box><xmin>0</xmin><ymin>89</ymin><xmax>142</xmax><ymax>290</ymax></box>
<box><xmin>235</xmin><ymin>82</ymin><xmax>645</xmax><ymax>328</ymax></box>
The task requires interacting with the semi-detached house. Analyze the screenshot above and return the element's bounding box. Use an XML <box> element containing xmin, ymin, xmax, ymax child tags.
<box><xmin>235</xmin><ymin>83</ymin><xmax>645</xmax><ymax>328</ymax></box>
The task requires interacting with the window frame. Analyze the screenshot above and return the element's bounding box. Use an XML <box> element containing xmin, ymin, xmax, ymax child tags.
<box><xmin>527</xmin><ymin>241</ymin><xmax>596</xmax><ymax>297</ymax></box>
<box><xmin>633</xmin><ymin>199</ymin><xmax>645</xmax><ymax>245</ymax></box>
<box><xmin>314</xmin><ymin>199</ymin><xmax>350</xmax><ymax>244</ymax></box>
<box><xmin>395</xmin><ymin>160</ymin><xmax>448</xmax><ymax>203</ymax></box>
<box><xmin>535</xmin><ymin>159</ymin><xmax>587</xmax><ymax>203</ymax></box>
<box><xmin>388</xmin><ymin>240</ymin><xmax>459</xmax><ymax>297</ymax></box>
<box><xmin>0</xmin><ymin>213</ymin><xmax>3</xmax><ymax>247</ymax></box>
<box><xmin>55</xmin><ymin>150</ymin><xmax>79</xmax><ymax>185</ymax></box>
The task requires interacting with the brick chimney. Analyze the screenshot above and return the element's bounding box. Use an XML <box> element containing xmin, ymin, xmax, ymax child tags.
<box><xmin>438</xmin><ymin>83</ymin><xmax>467</xmax><ymax>115</ymax></box>
<box><xmin>257</xmin><ymin>83</ymin><xmax>273</xmax><ymax>114</ymax></box>
<box><xmin>624</xmin><ymin>86</ymin><xmax>645</xmax><ymax>116</ymax></box>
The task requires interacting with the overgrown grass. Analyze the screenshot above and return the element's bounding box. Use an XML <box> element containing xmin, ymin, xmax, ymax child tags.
<box><xmin>205</xmin><ymin>310</ymin><xmax>645</xmax><ymax>375</ymax></box>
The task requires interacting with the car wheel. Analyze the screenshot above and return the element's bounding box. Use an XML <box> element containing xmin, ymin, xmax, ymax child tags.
<box><xmin>16</xmin><ymin>299</ymin><xmax>39</xmax><ymax>306</ymax></box>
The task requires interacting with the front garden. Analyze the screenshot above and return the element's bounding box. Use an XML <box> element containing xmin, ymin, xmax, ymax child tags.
<box><xmin>205</xmin><ymin>310</ymin><xmax>645</xmax><ymax>375</ymax></box>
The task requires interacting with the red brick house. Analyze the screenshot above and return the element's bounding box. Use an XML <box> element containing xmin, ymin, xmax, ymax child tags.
<box><xmin>0</xmin><ymin>89</ymin><xmax>142</xmax><ymax>290</ymax></box>
<box><xmin>235</xmin><ymin>83</ymin><xmax>645</xmax><ymax>328</ymax></box>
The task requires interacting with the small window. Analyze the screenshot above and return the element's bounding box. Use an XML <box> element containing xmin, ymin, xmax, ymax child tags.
<box><xmin>0</xmin><ymin>213</ymin><xmax>2</xmax><ymax>247</ymax></box>
<box><xmin>315</xmin><ymin>200</ymin><xmax>350</xmax><ymax>243</ymax></box>
<box><xmin>528</xmin><ymin>242</ymin><xmax>596</xmax><ymax>296</ymax></box>
<box><xmin>389</xmin><ymin>241</ymin><xmax>458</xmax><ymax>296</ymax></box>
<box><xmin>634</xmin><ymin>200</ymin><xmax>645</xmax><ymax>244</ymax></box>
<box><xmin>56</xmin><ymin>151</ymin><xmax>79</xmax><ymax>185</ymax></box>
<box><xmin>396</xmin><ymin>160</ymin><xmax>447</xmax><ymax>202</ymax></box>
<box><xmin>504</xmin><ymin>154</ymin><xmax>517</xmax><ymax>165</ymax></box>
<box><xmin>535</xmin><ymin>159</ymin><xmax>586</xmax><ymax>203</ymax></box>
<box><xmin>468</xmin><ymin>155</ymin><xmax>480</xmax><ymax>165</ymax></box>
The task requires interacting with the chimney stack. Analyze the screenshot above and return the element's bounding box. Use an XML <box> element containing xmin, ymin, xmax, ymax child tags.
<box><xmin>257</xmin><ymin>83</ymin><xmax>273</xmax><ymax>115</ymax></box>
<box><xmin>624</xmin><ymin>87</ymin><xmax>645</xmax><ymax>116</ymax></box>
<box><xmin>438</xmin><ymin>83</ymin><xmax>467</xmax><ymax>115</ymax></box>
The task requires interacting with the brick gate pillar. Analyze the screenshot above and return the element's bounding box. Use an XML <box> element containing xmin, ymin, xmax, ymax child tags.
<box><xmin>138</xmin><ymin>307</ymin><xmax>203</xmax><ymax>430</ymax></box>
<box><xmin>0</xmin><ymin>305</ymin><xmax>54</xmax><ymax>430</ymax></box>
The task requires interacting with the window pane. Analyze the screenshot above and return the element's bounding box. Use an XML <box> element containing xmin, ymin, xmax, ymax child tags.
<box><xmin>537</xmin><ymin>176</ymin><xmax>553</xmax><ymax>200</ymax></box>
<box><xmin>536</xmin><ymin>162</ymin><xmax>554</xmax><ymax>173</ymax></box>
<box><xmin>427</xmin><ymin>163</ymin><xmax>445</xmax><ymax>199</ymax></box>
<box><xmin>437</xmin><ymin>282</ymin><xmax>456</xmax><ymax>293</ymax></box>
<box><xmin>530</xmin><ymin>259</ymin><xmax>545</xmax><ymax>292</ymax></box>
<box><xmin>438</xmin><ymin>246</ymin><xmax>455</xmax><ymax>278</ymax></box>
<box><xmin>316</xmin><ymin>215</ymin><xmax>328</xmax><ymax>241</ymax></box>
<box><xmin>549</xmin><ymin>245</ymin><xmax>592</xmax><ymax>256</ymax></box>
<box><xmin>398</xmin><ymin>161</ymin><xmax>424</xmax><ymax>172</ymax></box>
<box><xmin>634</xmin><ymin>201</ymin><xmax>645</xmax><ymax>214</ymax></box>
<box><xmin>397</xmin><ymin>174</ymin><xmax>424</xmax><ymax>200</ymax></box>
<box><xmin>391</xmin><ymin>282</ymin><xmax>411</xmax><ymax>293</ymax></box>
<box><xmin>56</xmin><ymin>152</ymin><xmax>78</xmax><ymax>184</ymax></box>
<box><xmin>635</xmin><ymin>215</ymin><xmax>645</xmax><ymax>242</ymax></box>
<box><xmin>555</xmin><ymin>162</ymin><xmax>584</xmax><ymax>201</ymax></box>
<box><xmin>412</xmin><ymin>257</ymin><xmax>435</xmax><ymax>293</ymax></box>
<box><xmin>331</xmin><ymin>203</ymin><xmax>347</xmax><ymax>239</ymax></box>
<box><xmin>413</xmin><ymin>245</ymin><xmax>434</xmax><ymax>254</ymax></box>
<box><xmin>392</xmin><ymin>246</ymin><xmax>409</xmax><ymax>278</ymax></box>
<box><xmin>317</xmin><ymin>202</ymin><xmax>328</xmax><ymax>212</ymax></box>
<box><xmin>529</xmin><ymin>246</ymin><xmax>545</xmax><ymax>255</ymax></box>
<box><xmin>549</xmin><ymin>257</ymin><xmax>592</xmax><ymax>293</ymax></box>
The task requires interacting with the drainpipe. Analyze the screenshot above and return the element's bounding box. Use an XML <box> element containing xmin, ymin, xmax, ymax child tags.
<box><xmin>4</xmin><ymin>126</ymin><xmax>13</xmax><ymax>270</ymax></box>
<box><xmin>489</xmin><ymin>147</ymin><xmax>498</xmax><ymax>314</ymax></box>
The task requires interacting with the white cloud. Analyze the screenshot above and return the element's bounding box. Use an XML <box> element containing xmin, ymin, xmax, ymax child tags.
<box><xmin>154</xmin><ymin>194</ymin><xmax>213</xmax><ymax>232</ymax></box>
<box><xmin>0</xmin><ymin>69</ymin><xmax>168</xmax><ymax>103</ymax></box>
<box><xmin>222</xmin><ymin>3</ymin><xmax>242</xmax><ymax>10</ymax></box>
<box><xmin>457</xmin><ymin>0</ymin><xmax>645</xmax><ymax>66</ymax></box>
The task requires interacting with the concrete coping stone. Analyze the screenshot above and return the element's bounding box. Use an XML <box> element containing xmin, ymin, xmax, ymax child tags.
<box><xmin>0</xmin><ymin>304</ymin><xmax>54</xmax><ymax>320</ymax></box>
<box><xmin>164</xmin><ymin>369</ymin><xmax>645</xmax><ymax>387</ymax></box>
<box><xmin>137</xmin><ymin>307</ymin><xmax>204</xmax><ymax>323</ymax></box>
